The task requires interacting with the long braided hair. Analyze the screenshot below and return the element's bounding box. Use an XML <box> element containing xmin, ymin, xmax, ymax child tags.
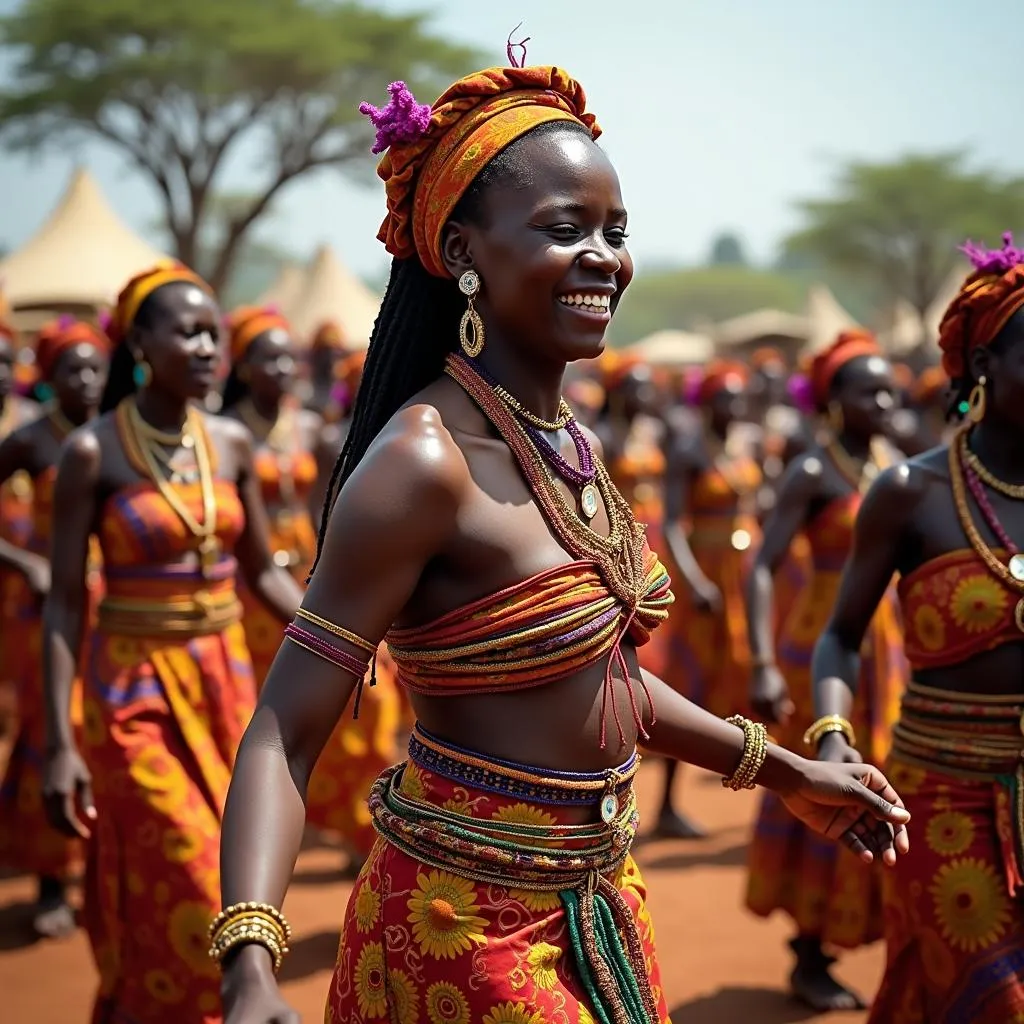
<box><xmin>308</xmin><ymin>120</ymin><xmax>592</xmax><ymax>577</ymax></box>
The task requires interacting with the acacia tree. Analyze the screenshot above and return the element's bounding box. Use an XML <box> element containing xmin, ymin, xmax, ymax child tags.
<box><xmin>0</xmin><ymin>0</ymin><xmax>477</xmax><ymax>291</ymax></box>
<box><xmin>785</xmin><ymin>152</ymin><xmax>1024</xmax><ymax>342</ymax></box>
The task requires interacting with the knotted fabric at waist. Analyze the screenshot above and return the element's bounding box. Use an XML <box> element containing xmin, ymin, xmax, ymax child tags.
<box><xmin>98</xmin><ymin>557</ymin><xmax>242</xmax><ymax>637</ymax></box>
<box><xmin>892</xmin><ymin>680</ymin><xmax>1024</xmax><ymax>780</ymax></box>
<box><xmin>369</xmin><ymin>726</ymin><xmax>659</xmax><ymax>1024</ymax></box>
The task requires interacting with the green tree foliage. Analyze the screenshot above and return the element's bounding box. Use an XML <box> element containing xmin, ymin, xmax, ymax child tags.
<box><xmin>0</xmin><ymin>0</ymin><xmax>478</xmax><ymax>291</ymax></box>
<box><xmin>708</xmin><ymin>232</ymin><xmax>747</xmax><ymax>266</ymax></box>
<box><xmin>609</xmin><ymin>264</ymin><xmax>804</xmax><ymax>344</ymax></box>
<box><xmin>785</xmin><ymin>152</ymin><xmax>1024</xmax><ymax>336</ymax></box>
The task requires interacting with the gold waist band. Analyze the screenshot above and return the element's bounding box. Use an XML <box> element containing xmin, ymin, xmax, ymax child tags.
<box><xmin>892</xmin><ymin>681</ymin><xmax>1024</xmax><ymax>779</ymax></box>
<box><xmin>97</xmin><ymin>589</ymin><xmax>242</xmax><ymax>637</ymax></box>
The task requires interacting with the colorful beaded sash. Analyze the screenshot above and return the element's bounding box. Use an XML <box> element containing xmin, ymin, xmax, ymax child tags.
<box><xmin>409</xmin><ymin>723</ymin><xmax>638</xmax><ymax>808</ymax></box>
<box><xmin>368</xmin><ymin>735</ymin><xmax>658</xmax><ymax>1024</ymax></box>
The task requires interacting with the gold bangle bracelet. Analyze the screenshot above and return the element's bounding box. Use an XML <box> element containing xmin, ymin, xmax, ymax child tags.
<box><xmin>210</xmin><ymin>901</ymin><xmax>292</xmax><ymax>942</ymax></box>
<box><xmin>803</xmin><ymin>714</ymin><xmax>856</xmax><ymax>749</ymax></box>
<box><xmin>723</xmin><ymin>715</ymin><xmax>769</xmax><ymax>791</ymax></box>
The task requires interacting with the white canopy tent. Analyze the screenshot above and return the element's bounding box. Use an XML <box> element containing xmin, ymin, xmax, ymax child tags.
<box><xmin>803</xmin><ymin>284</ymin><xmax>860</xmax><ymax>355</ymax></box>
<box><xmin>0</xmin><ymin>167</ymin><xmax>168</xmax><ymax>314</ymax></box>
<box><xmin>256</xmin><ymin>263</ymin><xmax>308</xmax><ymax>316</ymax></box>
<box><xmin>286</xmin><ymin>245</ymin><xmax>381</xmax><ymax>348</ymax></box>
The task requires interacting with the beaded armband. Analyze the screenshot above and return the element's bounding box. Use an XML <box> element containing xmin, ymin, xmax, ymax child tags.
<box><xmin>803</xmin><ymin>714</ymin><xmax>856</xmax><ymax>749</ymax></box>
<box><xmin>722</xmin><ymin>715</ymin><xmax>768</xmax><ymax>791</ymax></box>
<box><xmin>283</xmin><ymin>608</ymin><xmax>378</xmax><ymax>717</ymax></box>
<box><xmin>208</xmin><ymin>902</ymin><xmax>292</xmax><ymax>974</ymax></box>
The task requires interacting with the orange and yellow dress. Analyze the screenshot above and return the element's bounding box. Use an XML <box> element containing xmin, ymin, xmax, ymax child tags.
<box><xmin>240</xmin><ymin>437</ymin><xmax>402</xmax><ymax>862</ymax></box>
<box><xmin>0</xmin><ymin>466</ymin><xmax>32</xmax><ymax>715</ymax></box>
<box><xmin>0</xmin><ymin>467</ymin><xmax>94</xmax><ymax>882</ymax></box>
<box><xmin>664</xmin><ymin>455</ymin><xmax>761</xmax><ymax>718</ymax></box>
<box><xmin>745</xmin><ymin>492</ymin><xmax>908</xmax><ymax>948</ymax></box>
<box><xmin>865</xmin><ymin>550</ymin><xmax>1024</xmax><ymax>1022</ymax></box>
<box><xmin>327</xmin><ymin>541</ymin><xmax>675</xmax><ymax>1024</ymax></box>
<box><xmin>82</xmin><ymin>459</ymin><xmax>256</xmax><ymax>1022</ymax></box>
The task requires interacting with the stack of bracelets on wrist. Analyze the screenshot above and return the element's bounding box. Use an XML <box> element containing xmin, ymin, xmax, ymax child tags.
<box><xmin>803</xmin><ymin>714</ymin><xmax>856</xmax><ymax>749</ymax></box>
<box><xmin>722</xmin><ymin>714</ymin><xmax>769</xmax><ymax>790</ymax></box>
<box><xmin>208</xmin><ymin>902</ymin><xmax>292</xmax><ymax>974</ymax></box>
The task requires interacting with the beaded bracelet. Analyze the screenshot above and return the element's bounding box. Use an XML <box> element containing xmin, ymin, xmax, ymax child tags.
<box><xmin>722</xmin><ymin>715</ymin><xmax>768</xmax><ymax>791</ymax></box>
<box><xmin>208</xmin><ymin>902</ymin><xmax>292</xmax><ymax>974</ymax></box>
<box><xmin>803</xmin><ymin>714</ymin><xmax>856</xmax><ymax>749</ymax></box>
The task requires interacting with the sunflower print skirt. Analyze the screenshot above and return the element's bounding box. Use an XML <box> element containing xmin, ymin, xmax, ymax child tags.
<box><xmin>866</xmin><ymin>693</ymin><xmax>1024</xmax><ymax>1023</ymax></box>
<box><xmin>325</xmin><ymin>736</ymin><xmax>672</xmax><ymax>1024</ymax></box>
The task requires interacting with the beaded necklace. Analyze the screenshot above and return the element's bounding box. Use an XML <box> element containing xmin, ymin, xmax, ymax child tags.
<box><xmin>470</xmin><ymin>359</ymin><xmax>600</xmax><ymax>517</ymax></box>
<box><xmin>959</xmin><ymin>431</ymin><xmax>1024</xmax><ymax>500</ymax></box>
<box><xmin>117</xmin><ymin>398</ymin><xmax>222</xmax><ymax>577</ymax></box>
<box><xmin>445</xmin><ymin>353</ymin><xmax>654</xmax><ymax>748</ymax></box>
<box><xmin>949</xmin><ymin>426</ymin><xmax>1024</xmax><ymax>631</ymax></box>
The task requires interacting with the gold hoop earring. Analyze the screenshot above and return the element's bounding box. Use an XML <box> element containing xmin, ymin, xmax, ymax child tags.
<box><xmin>967</xmin><ymin>375</ymin><xmax>987</xmax><ymax>424</ymax></box>
<box><xmin>458</xmin><ymin>270</ymin><xmax>485</xmax><ymax>358</ymax></box>
<box><xmin>132</xmin><ymin>351</ymin><xmax>153</xmax><ymax>390</ymax></box>
<box><xmin>827</xmin><ymin>400</ymin><xmax>844</xmax><ymax>435</ymax></box>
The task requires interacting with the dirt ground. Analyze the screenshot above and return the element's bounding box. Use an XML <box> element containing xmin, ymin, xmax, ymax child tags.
<box><xmin>0</xmin><ymin>760</ymin><xmax>883</xmax><ymax>1023</ymax></box>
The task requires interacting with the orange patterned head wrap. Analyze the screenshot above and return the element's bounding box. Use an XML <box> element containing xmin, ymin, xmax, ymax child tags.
<box><xmin>696</xmin><ymin>360</ymin><xmax>749</xmax><ymax>406</ymax></box>
<box><xmin>336</xmin><ymin>350</ymin><xmax>368</xmax><ymax>391</ymax></box>
<box><xmin>312</xmin><ymin>320</ymin><xmax>347</xmax><ymax>353</ymax></box>
<box><xmin>937</xmin><ymin>235</ymin><xmax>1024</xmax><ymax>379</ymax></box>
<box><xmin>809</xmin><ymin>329</ymin><xmax>882</xmax><ymax>408</ymax></box>
<box><xmin>36</xmin><ymin>317</ymin><xmax>109</xmax><ymax>380</ymax></box>
<box><xmin>361</xmin><ymin>66</ymin><xmax>600</xmax><ymax>279</ymax></box>
<box><xmin>107</xmin><ymin>261</ymin><xmax>212</xmax><ymax>345</ymax></box>
<box><xmin>225</xmin><ymin>305</ymin><xmax>291</xmax><ymax>364</ymax></box>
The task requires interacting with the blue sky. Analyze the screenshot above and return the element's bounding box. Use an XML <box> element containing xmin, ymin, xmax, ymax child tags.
<box><xmin>1</xmin><ymin>0</ymin><xmax>1022</xmax><ymax>280</ymax></box>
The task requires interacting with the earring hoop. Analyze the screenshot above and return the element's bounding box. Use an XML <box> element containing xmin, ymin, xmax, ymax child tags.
<box><xmin>967</xmin><ymin>375</ymin><xmax>987</xmax><ymax>424</ymax></box>
<box><xmin>458</xmin><ymin>270</ymin><xmax>485</xmax><ymax>358</ymax></box>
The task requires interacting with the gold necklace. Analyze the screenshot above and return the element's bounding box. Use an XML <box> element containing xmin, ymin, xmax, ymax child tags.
<box><xmin>123</xmin><ymin>398</ymin><xmax>220</xmax><ymax>576</ymax></box>
<box><xmin>492</xmin><ymin>385</ymin><xmax>572</xmax><ymax>432</ymax></box>
<box><xmin>959</xmin><ymin>433</ymin><xmax>1024</xmax><ymax>500</ymax></box>
<box><xmin>948</xmin><ymin>426</ymin><xmax>1024</xmax><ymax>595</ymax></box>
<box><xmin>826</xmin><ymin>436</ymin><xmax>886</xmax><ymax>494</ymax></box>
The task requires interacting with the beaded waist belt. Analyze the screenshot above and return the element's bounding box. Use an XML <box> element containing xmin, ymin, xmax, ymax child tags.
<box><xmin>369</xmin><ymin>734</ymin><xmax>658</xmax><ymax>1024</ymax></box>
<box><xmin>892</xmin><ymin>681</ymin><xmax>1024</xmax><ymax>780</ymax></box>
<box><xmin>97</xmin><ymin>587</ymin><xmax>242</xmax><ymax>637</ymax></box>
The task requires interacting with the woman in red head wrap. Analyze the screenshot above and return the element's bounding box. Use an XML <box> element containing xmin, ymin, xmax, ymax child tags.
<box><xmin>307</xmin><ymin>320</ymin><xmax>350</xmax><ymax>421</ymax></box>
<box><xmin>222</xmin><ymin>306</ymin><xmax>400</xmax><ymax>869</ymax></box>
<box><xmin>812</xmin><ymin>235</ymin><xmax>1024</xmax><ymax>1022</ymax></box>
<box><xmin>0</xmin><ymin>317</ymin><xmax>107</xmax><ymax>938</ymax></box>
<box><xmin>744</xmin><ymin>329</ymin><xmax>910</xmax><ymax>1010</ymax></box>
<box><xmin>38</xmin><ymin>265</ymin><xmax>303</xmax><ymax>1023</ymax></box>
<box><xmin>219</xmin><ymin>59</ymin><xmax>911</xmax><ymax>1024</ymax></box>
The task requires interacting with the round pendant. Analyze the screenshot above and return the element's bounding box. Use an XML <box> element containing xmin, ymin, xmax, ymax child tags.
<box><xmin>581</xmin><ymin>483</ymin><xmax>600</xmax><ymax>520</ymax></box>
<box><xmin>181</xmin><ymin>434</ymin><xmax>195</xmax><ymax>449</ymax></box>
<box><xmin>600</xmin><ymin>792</ymin><xmax>619</xmax><ymax>823</ymax></box>
<box><xmin>1009</xmin><ymin>554</ymin><xmax>1024</xmax><ymax>582</ymax></box>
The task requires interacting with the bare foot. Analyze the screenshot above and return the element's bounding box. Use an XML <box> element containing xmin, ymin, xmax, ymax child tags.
<box><xmin>653</xmin><ymin>809</ymin><xmax>707</xmax><ymax>840</ymax></box>
<box><xmin>790</xmin><ymin>957</ymin><xmax>865</xmax><ymax>1012</ymax></box>
<box><xmin>32</xmin><ymin>898</ymin><xmax>77</xmax><ymax>940</ymax></box>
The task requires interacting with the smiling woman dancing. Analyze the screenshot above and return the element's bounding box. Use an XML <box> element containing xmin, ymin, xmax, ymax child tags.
<box><xmin>218</xmin><ymin>62</ymin><xmax>911</xmax><ymax>1024</ymax></box>
<box><xmin>813</xmin><ymin>235</ymin><xmax>1024</xmax><ymax>1022</ymax></box>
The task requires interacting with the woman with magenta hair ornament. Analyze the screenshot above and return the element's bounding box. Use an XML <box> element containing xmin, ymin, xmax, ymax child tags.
<box><xmin>217</xmin><ymin>54</ymin><xmax>911</xmax><ymax>1024</ymax></box>
<box><xmin>813</xmin><ymin>235</ymin><xmax>1024</xmax><ymax>1022</ymax></box>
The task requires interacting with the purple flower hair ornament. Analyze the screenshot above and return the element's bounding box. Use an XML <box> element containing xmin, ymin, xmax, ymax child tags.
<box><xmin>57</xmin><ymin>313</ymin><xmax>75</xmax><ymax>329</ymax></box>
<box><xmin>98</xmin><ymin>310</ymin><xmax>113</xmax><ymax>332</ymax></box>
<box><xmin>787</xmin><ymin>372</ymin><xmax>816</xmax><ymax>414</ymax></box>
<box><xmin>960</xmin><ymin>232</ymin><xmax>1024</xmax><ymax>275</ymax></box>
<box><xmin>359</xmin><ymin>82</ymin><xmax>431</xmax><ymax>155</ymax></box>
